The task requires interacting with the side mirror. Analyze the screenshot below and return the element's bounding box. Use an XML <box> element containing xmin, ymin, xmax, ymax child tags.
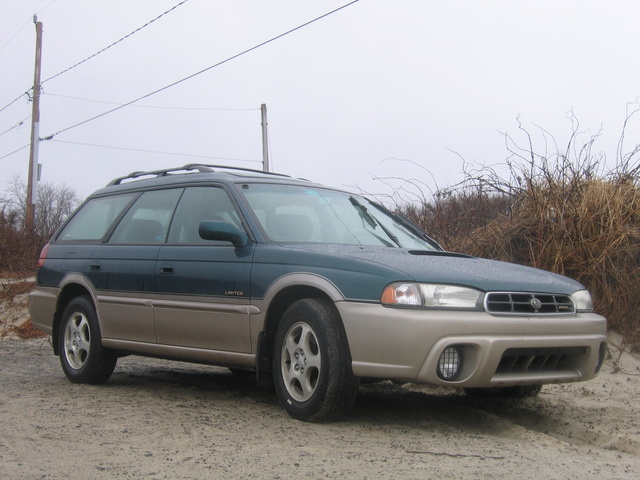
<box><xmin>199</xmin><ymin>221</ymin><xmax>249</xmax><ymax>247</ymax></box>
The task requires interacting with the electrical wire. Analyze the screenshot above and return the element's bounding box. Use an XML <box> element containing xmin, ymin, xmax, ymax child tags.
<box><xmin>0</xmin><ymin>0</ymin><xmax>59</xmax><ymax>53</ymax></box>
<box><xmin>41</xmin><ymin>0</ymin><xmax>361</xmax><ymax>141</ymax></box>
<box><xmin>0</xmin><ymin>0</ymin><xmax>188</xmax><ymax>114</ymax></box>
<box><xmin>0</xmin><ymin>19</ymin><xmax>32</xmax><ymax>53</ymax></box>
<box><xmin>0</xmin><ymin>143</ymin><xmax>30</xmax><ymax>161</ymax></box>
<box><xmin>43</xmin><ymin>92</ymin><xmax>260</xmax><ymax>111</ymax></box>
<box><xmin>41</xmin><ymin>0</ymin><xmax>190</xmax><ymax>85</ymax></box>
<box><xmin>0</xmin><ymin>91</ymin><xmax>29</xmax><ymax>115</ymax></box>
<box><xmin>49</xmin><ymin>139</ymin><xmax>261</xmax><ymax>164</ymax></box>
<box><xmin>0</xmin><ymin>116</ymin><xmax>30</xmax><ymax>139</ymax></box>
<box><xmin>0</xmin><ymin>0</ymin><xmax>360</xmax><ymax>161</ymax></box>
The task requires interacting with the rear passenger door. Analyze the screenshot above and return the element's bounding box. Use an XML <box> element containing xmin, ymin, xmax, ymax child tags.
<box><xmin>154</xmin><ymin>186</ymin><xmax>255</xmax><ymax>353</ymax></box>
<box><xmin>89</xmin><ymin>188</ymin><xmax>183</xmax><ymax>343</ymax></box>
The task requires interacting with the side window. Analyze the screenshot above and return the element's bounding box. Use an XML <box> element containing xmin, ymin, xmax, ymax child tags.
<box><xmin>109</xmin><ymin>189</ymin><xmax>183</xmax><ymax>244</ymax></box>
<box><xmin>167</xmin><ymin>186</ymin><xmax>244</xmax><ymax>244</ymax></box>
<box><xmin>57</xmin><ymin>194</ymin><xmax>136</xmax><ymax>242</ymax></box>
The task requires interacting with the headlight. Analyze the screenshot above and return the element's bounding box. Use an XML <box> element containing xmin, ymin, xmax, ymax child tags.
<box><xmin>571</xmin><ymin>290</ymin><xmax>594</xmax><ymax>312</ymax></box>
<box><xmin>420</xmin><ymin>284</ymin><xmax>483</xmax><ymax>308</ymax></box>
<box><xmin>381</xmin><ymin>283</ymin><xmax>483</xmax><ymax>309</ymax></box>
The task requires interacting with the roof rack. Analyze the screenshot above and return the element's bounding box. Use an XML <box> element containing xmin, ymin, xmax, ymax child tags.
<box><xmin>106</xmin><ymin>164</ymin><xmax>291</xmax><ymax>186</ymax></box>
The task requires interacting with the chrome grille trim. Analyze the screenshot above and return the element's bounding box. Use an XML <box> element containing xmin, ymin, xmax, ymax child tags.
<box><xmin>485</xmin><ymin>292</ymin><xmax>575</xmax><ymax>315</ymax></box>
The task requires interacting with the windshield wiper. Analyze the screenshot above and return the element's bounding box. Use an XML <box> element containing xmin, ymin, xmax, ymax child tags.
<box><xmin>392</xmin><ymin>212</ymin><xmax>442</xmax><ymax>250</ymax></box>
<box><xmin>349</xmin><ymin>196</ymin><xmax>402</xmax><ymax>247</ymax></box>
<box><xmin>369</xmin><ymin>201</ymin><xmax>443</xmax><ymax>251</ymax></box>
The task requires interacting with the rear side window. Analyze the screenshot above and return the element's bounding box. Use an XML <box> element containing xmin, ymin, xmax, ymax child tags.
<box><xmin>57</xmin><ymin>194</ymin><xmax>136</xmax><ymax>242</ymax></box>
<box><xmin>109</xmin><ymin>189</ymin><xmax>183</xmax><ymax>244</ymax></box>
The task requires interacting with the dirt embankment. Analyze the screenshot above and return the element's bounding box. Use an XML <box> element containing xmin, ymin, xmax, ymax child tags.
<box><xmin>0</xmin><ymin>278</ymin><xmax>43</xmax><ymax>340</ymax></box>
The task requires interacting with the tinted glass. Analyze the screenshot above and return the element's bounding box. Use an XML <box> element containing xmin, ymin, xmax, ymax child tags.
<box><xmin>109</xmin><ymin>189</ymin><xmax>183</xmax><ymax>244</ymax></box>
<box><xmin>57</xmin><ymin>194</ymin><xmax>136</xmax><ymax>242</ymax></box>
<box><xmin>167</xmin><ymin>186</ymin><xmax>244</xmax><ymax>244</ymax></box>
<box><xmin>241</xmin><ymin>184</ymin><xmax>437</xmax><ymax>249</ymax></box>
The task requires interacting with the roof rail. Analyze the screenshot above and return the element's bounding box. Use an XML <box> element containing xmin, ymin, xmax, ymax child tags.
<box><xmin>106</xmin><ymin>164</ymin><xmax>290</xmax><ymax>186</ymax></box>
<box><xmin>182</xmin><ymin>164</ymin><xmax>291</xmax><ymax>178</ymax></box>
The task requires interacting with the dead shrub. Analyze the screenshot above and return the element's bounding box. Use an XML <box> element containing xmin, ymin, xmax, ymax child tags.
<box><xmin>400</xmin><ymin>189</ymin><xmax>511</xmax><ymax>251</ymax></box>
<box><xmin>396</xmin><ymin>108</ymin><xmax>640</xmax><ymax>348</ymax></box>
<box><xmin>454</xmin><ymin>177</ymin><xmax>640</xmax><ymax>346</ymax></box>
<box><xmin>0</xmin><ymin>212</ymin><xmax>45</xmax><ymax>275</ymax></box>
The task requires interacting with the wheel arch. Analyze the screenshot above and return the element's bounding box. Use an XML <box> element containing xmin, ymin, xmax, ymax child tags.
<box><xmin>255</xmin><ymin>274</ymin><xmax>346</xmax><ymax>377</ymax></box>
<box><xmin>52</xmin><ymin>275</ymin><xmax>98</xmax><ymax>355</ymax></box>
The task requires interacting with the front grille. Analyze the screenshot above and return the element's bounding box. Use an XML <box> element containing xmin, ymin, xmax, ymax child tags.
<box><xmin>485</xmin><ymin>292</ymin><xmax>575</xmax><ymax>315</ymax></box>
<box><xmin>497</xmin><ymin>347</ymin><xmax>586</xmax><ymax>373</ymax></box>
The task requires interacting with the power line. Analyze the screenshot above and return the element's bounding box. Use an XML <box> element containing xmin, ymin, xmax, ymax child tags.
<box><xmin>0</xmin><ymin>18</ymin><xmax>32</xmax><ymax>53</ymax></box>
<box><xmin>0</xmin><ymin>0</ymin><xmax>60</xmax><ymax>113</ymax></box>
<box><xmin>0</xmin><ymin>116</ymin><xmax>31</xmax><ymax>139</ymax></box>
<box><xmin>49</xmin><ymin>139</ymin><xmax>262</xmax><ymax>164</ymax></box>
<box><xmin>0</xmin><ymin>91</ymin><xmax>29</xmax><ymax>115</ymax></box>
<box><xmin>43</xmin><ymin>92</ymin><xmax>260</xmax><ymax>111</ymax></box>
<box><xmin>0</xmin><ymin>143</ymin><xmax>30</xmax><ymax>161</ymax></box>
<box><xmin>0</xmin><ymin>0</ymin><xmax>59</xmax><ymax>53</ymax></box>
<box><xmin>0</xmin><ymin>0</ymin><xmax>189</xmax><ymax>114</ymax></box>
<box><xmin>41</xmin><ymin>0</ymin><xmax>361</xmax><ymax>141</ymax></box>
<box><xmin>41</xmin><ymin>0</ymin><xmax>190</xmax><ymax>85</ymax></box>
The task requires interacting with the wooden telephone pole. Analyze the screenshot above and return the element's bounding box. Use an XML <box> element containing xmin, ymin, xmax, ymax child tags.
<box><xmin>26</xmin><ymin>16</ymin><xmax>43</xmax><ymax>231</ymax></box>
<box><xmin>261</xmin><ymin>103</ymin><xmax>269</xmax><ymax>172</ymax></box>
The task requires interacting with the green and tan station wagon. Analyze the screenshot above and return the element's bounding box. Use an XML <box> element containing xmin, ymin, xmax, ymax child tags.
<box><xmin>30</xmin><ymin>164</ymin><xmax>608</xmax><ymax>421</ymax></box>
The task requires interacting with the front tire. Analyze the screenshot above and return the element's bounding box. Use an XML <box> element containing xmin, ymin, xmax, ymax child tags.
<box><xmin>58</xmin><ymin>296</ymin><xmax>117</xmax><ymax>384</ymax></box>
<box><xmin>272</xmin><ymin>298</ymin><xmax>359</xmax><ymax>422</ymax></box>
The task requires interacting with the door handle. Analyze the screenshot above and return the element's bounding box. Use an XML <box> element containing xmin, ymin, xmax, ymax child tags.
<box><xmin>89</xmin><ymin>262</ymin><xmax>101</xmax><ymax>271</ymax></box>
<box><xmin>160</xmin><ymin>264</ymin><xmax>174</xmax><ymax>275</ymax></box>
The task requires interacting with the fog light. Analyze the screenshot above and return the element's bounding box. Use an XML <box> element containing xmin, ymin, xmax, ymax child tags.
<box><xmin>437</xmin><ymin>346</ymin><xmax>463</xmax><ymax>381</ymax></box>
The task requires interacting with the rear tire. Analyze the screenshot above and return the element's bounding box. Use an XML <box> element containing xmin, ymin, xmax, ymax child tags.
<box><xmin>58</xmin><ymin>296</ymin><xmax>117</xmax><ymax>384</ymax></box>
<box><xmin>272</xmin><ymin>298</ymin><xmax>359</xmax><ymax>422</ymax></box>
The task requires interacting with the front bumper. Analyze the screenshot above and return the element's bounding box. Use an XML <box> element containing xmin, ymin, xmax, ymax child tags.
<box><xmin>337</xmin><ymin>301</ymin><xmax>607</xmax><ymax>388</ymax></box>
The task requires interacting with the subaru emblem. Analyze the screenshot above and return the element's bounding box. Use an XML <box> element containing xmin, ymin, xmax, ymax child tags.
<box><xmin>530</xmin><ymin>298</ymin><xmax>542</xmax><ymax>309</ymax></box>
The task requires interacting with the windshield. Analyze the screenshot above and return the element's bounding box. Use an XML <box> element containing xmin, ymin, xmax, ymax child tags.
<box><xmin>240</xmin><ymin>183</ymin><xmax>439</xmax><ymax>250</ymax></box>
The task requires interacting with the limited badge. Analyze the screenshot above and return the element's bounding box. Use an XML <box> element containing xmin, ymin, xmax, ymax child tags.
<box><xmin>225</xmin><ymin>291</ymin><xmax>245</xmax><ymax>296</ymax></box>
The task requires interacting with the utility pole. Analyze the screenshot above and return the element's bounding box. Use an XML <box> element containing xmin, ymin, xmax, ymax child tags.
<box><xmin>261</xmin><ymin>103</ymin><xmax>269</xmax><ymax>172</ymax></box>
<box><xmin>26</xmin><ymin>16</ymin><xmax>43</xmax><ymax>231</ymax></box>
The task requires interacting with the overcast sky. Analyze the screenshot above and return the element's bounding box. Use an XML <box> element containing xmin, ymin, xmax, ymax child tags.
<box><xmin>1</xmin><ymin>0</ymin><xmax>639</xmax><ymax>202</ymax></box>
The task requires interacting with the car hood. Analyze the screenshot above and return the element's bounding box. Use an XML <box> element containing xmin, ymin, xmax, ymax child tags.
<box><xmin>281</xmin><ymin>244</ymin><xmax>584</xmax><ymax>295</ymax></box>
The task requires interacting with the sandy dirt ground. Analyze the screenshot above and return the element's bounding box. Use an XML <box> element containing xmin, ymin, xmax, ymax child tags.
<box><xmin>1</xmin><ymin>279</ymin><xmax>639</xmax><ymax>479</ymax></box>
